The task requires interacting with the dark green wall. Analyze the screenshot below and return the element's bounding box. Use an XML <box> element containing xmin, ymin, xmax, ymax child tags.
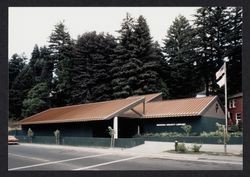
<box><xmin>141</xmin><ymin>116</ymin><xmax>225</xmax><ymax>134</ymax></box>
<box><xmin>16</xmin><ymin>136</ymin><xmax>145</xmax><ymax>148</ymax></box>
<box><xmin>118</xmin><ymin>118</ymin><xmax>139</xmax><ymax>138</ymax></box>
<box><xmin>22</xmin><ymin>122</ymin><xmax>93</xmax><ymax>137</ymax></box>
<box><xmin>21</xmin><ymin>116</ymin><xmax>225</xmax><ymax>138</ymax></box>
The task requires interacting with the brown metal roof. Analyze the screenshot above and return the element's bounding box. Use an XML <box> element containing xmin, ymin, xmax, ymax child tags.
<box><xmin>18</xmin><ymin>97</ymin><xmax>145</xmax><ymax>125</ymax></box>
<box><xmin>121</xmin><ymin>96</ymin><xmax>217</xmax><ymax>118</ymax></box>
<box><xmin>18</xmin><ymin>93</ymin><xmax>218</xmax><ymax>125</ymax></box>
<box><xmin>126</xmin><ymin>92</ymin><xmax>162</xmax><ymax>103</ymax></box>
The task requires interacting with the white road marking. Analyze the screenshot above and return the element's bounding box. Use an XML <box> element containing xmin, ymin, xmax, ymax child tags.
<box><xmin>197</xmin><ymin>159</ymin><xmax>242</xmax><ymax>165</ymax></box>
<box><xmin>8</xmin><ymin>153</ymin><xmax>50</xmax><ymax>162</ymax></box>
<box><xmin>73</xmin><ymin>155</ymin><xmax>143</xmax><ymax>170</ymax></box>
<box><xmin>8</xmin><ymin>153</ymin><xmax>112</xmax><ymax>171</ymax></box>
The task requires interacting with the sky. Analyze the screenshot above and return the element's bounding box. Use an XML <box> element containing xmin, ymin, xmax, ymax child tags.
<box><xmin>9</xmin><ymin>7</ymin><xmax>198</xmax><ymax>59</ymax></box>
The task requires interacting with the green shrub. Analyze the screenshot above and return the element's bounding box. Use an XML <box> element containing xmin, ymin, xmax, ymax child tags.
<box><xmin>238</xmin><ymin>120</ymin><xmax>243</xmax><ymax>131</ymax></box>
<box><xmin>229</xmin><ymin>131</ymin><xmax>243</xmax><ymax>137</ymax></box>
<box><xmin>200</xmin><ymin>123</ymin><xmax>231</xmax><ymax>144</ymax></box>
<box><xmin>200</xmin><ymin>131</ymin><xmax>218</xmax><ymax>137</ymax></box>
<box><xmin>27</xmin><ymin>128</ymin><xmax>34</xmax><ymax>137</ymax></box>
<box><xmin>177</xmin><ymin>143</ymin><xmax>187</xmax><ymax>153</ymax></box>
<box><xmin>191</xmin><ymin>144</ymin><xmax>202</xmax><ymax>152</ymax></box>
<box><xmin>138</xmin><ymin>132</ymin><xmax>183</xmax><ymax>138</ymax></box>
<box><xmin>181</xmin><ymin>125</ymin><xmax>192</xmax><ymax>136</ymax></box>
<box><xmin>229</xmin><ymin>124</ymin><xmax>239</xmax><ymax>132</ymax></box>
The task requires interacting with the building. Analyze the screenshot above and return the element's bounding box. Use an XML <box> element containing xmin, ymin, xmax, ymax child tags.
<box><xmin>18</xmin><ymin>93</ymin><xmax>225</xmax><ymax>138</ymax></box>
<box><xmin>228</xmin><ymin>92</ymin><xmax>243</xmax><ymax>126</ymax></box>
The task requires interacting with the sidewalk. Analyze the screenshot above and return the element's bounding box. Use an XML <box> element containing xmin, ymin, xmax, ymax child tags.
<box><xmin>124</xmin><ymin>141</ymin><xmax>243</xmax><ymax>164</ymax></box>
<box><xmin>126</xmin><ymin>141</ymin><xmax>243</xmax><ymax>155</ymax></box>
<box><xmin>19</xmin><ymin>141</ymin><xmax>243</xmax><ymax>165</ymax></box>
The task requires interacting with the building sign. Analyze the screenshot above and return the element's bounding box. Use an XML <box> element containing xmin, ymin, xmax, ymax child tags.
<box><xmin>156</xmin><ymin>123</ymin><xmax>186</xmax><ymax>127</ymax></box>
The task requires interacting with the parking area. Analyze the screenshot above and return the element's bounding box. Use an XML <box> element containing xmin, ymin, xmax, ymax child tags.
<box><xmin>8</xmin><ymin>144</ymin><xmax>242</xmax><ymax>171</ymax></box>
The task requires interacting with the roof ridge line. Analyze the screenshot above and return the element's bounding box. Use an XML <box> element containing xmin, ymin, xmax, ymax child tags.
<box><xmin>146</xmin><ymin>92</ymin><xmax>162</xmax><ymax>102</ymax></box>
<box><xmin>146</xmin><ymin>95</ymin><xmax>216</xmax><ymax>103</ymax></box>
<box><xmin>50</xmin><ymin>97</ymin><xmax>140</xmax><ymax>110</ymax></box>
<box><xmin>198</xmin><ymin>96</ymin><xmax>218</xmax><ymax>115</ymax></box>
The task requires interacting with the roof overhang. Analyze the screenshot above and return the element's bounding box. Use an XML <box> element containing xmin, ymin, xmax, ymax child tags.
<box><xmin>105</xmin><ymin>97</ymin><xmax>145</xmax><ymax>120</ymax></box>
<box><xmin>18</xmin><ymin>97</ymin><xmax>146</xmax><ymax>125</ymax></box>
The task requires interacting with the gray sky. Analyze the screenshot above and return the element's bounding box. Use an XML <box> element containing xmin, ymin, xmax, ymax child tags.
<box><xmin>9</xmin><ymin>7</ymin><xmax>198</xmax><ymax>59</ymax></box>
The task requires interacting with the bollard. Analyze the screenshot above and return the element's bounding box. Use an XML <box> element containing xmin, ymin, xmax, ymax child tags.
<box><xmin>175</xmin><ymin>141</ymin><xmax>178</xmax><ymax>151</ymax></box>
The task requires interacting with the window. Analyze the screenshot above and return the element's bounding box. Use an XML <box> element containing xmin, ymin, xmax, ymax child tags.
<box><xmin>236</xmin><ymin>113</ymin><xmax>241</xmax><ymax>125</ymax></box>
<box><xmin>229</xmin><ymin>99</ymin><xmax>236</xmax><ymax>108</ymax></box>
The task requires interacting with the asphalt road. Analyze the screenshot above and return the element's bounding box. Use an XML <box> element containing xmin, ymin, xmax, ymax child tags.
<box><xmin>8</xmin><ymin>144</ymin><xmax>242</xmax><ymax>171</ymax></box>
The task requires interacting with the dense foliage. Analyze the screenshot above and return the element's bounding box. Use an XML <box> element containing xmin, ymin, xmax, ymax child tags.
<box><xmin>9</xmin><ymin>7</ymin><xmax>242</xmax><ymax>121</ymax></box>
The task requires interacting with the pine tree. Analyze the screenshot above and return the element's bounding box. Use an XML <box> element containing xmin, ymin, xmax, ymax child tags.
<box><xmin>9</xmin><ymin>54</ymin><xmax>27</xmax><ymax>120</ymax></box>
<box><xmin>9</xmin><ymin>65</ymin><xmax>34</xmax><ymax>120</ymax></box>
<box><xmin>111</xmin><ymin>13</ymin><xmax>141</xmax><ymax>98</ymax></box>
<box><xmin>163</xmin><ymin>15</ymin><xmax>200</xmax><ymax>98</ymax></box>
<box><xmin>9</xmin><ymin>54</ymin><xmax>26</xmax><ymax>89</ymax></box>
<box><xmin>110</xmin><ymin>44</ymin><xmax>131</xmax><ymax>99</ymax></box>
<box><xmin>71</xmin><ymin>32</ymin><xmax>95</xmax><ymax>103</ymax></box>
<box><xmin>132</xmin><ymin>15</ymin><xmax>163</xmax><ymax>95</ymax></box>
<box><xmin>91</xmin><ymin>33</ymin><xmax>117</xmax><ymax>101</ymax></box>
<box><xmin>29</xmin><ymin>44</ymin><xmax>44</xmax><ymax>84</ymax></box>
<box><xmin>152</xmin><ymin>41</ymin><xmax>170</xmax><ymax>98</ymax></box>
<box><xmin>194</xmin><ymin>7</ymin><xmax>231</xmax><ymax>95</ymax></box>
<box><xmin>29</xmin><ymin>44</ymin><xmax>40</xmax><ymax>69</ymax></box>
<box><xmin>48</xmin><ymin>21</ymin><xmax>74</xmax><ymax>106</ymax></box>
<box><xmin>71</xmin><ymin>32</ymin><xmax>117</xmax><ymax>103</ymax></box>
<box><xmin>39</xmin><ymin>46</ymin><xmax>54</xmax><ymax>88</ymax></box>
<box><xmin>225</xmin><ymin>7</ymin><xmax>242</xmax><ymax>95</ymax></box>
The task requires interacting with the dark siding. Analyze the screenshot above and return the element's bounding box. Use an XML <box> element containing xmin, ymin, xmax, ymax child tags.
<box><xmin>22</xmin><ymin>122</ymin><xmax>93</xmax><ymax>137</ymax></box>
<box><xmin>141</xmin><ymin>116</ymin><xmax>225</xmax><ymax>134</ymax></box>
<box><xmin>89</xmin><ymin>120</ymin><xmax>112</xmax><ymax>137</ymax></box>
<box><xmin>21</xmin><ymin>116</ymin><xmax>225</xmax><ymax>138</ymax></box>
<box><xmin>118</xmin><ymin>118</ymin><xmax>139</xmax><ymax>138</ymax></box>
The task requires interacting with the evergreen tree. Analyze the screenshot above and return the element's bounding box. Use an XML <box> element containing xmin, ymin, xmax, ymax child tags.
<box><xmin>152</xmin><ymin>41</ymin><xmax>170</xmax><ymax>98</ymax></box>
<box><xmin>91</xmin><ymin>33</ymin><xmax>117</xmax><ymax>101</ymax></box>
<box><xmin>112</xmin><ymin>14</ymin><xmax>169</xmax><ymax>98</ymax></box>
<box><xmin>48</xmin><ymin>21</ymin><xmax>74</xmax><ymax>106</ymax></box>
<box><xmin>71</xmin><ymin>32</ymin><xmax>117</xmax><ymax>103</ymax></box>
<box><xmin>9</xmin><ymin>65</ymin><xmax>34</xmax><ymax>120</ymax></box>
<box><xmin>22</xmin><ymin>82</ymin><xmax>50</xmax><ymax>117</ymax></box>
<box><xmin>71</xmin><ymin>32</ymin><xmax>95</xmax><ymax>103</ymax></box>
<box><xmin>194</xmin><ymin>7</ymin><xmax>231</xmax><ymax>95</ymax></box>
<box><xmin>29</xmin><ymin>44</ymin><xmax>40</xmax><ymax>69</ymax></box>
<box><xmin>163</xmin><ymin>15</ymin><xmax>200</xmax><ymax>98</ymax></box>
<box><xmin>39</xmin><ymin>46</ymin><xmax>54</xmax><ymax>88</ymax></box>
<box><xmin>111</xmin><ymin>13</ymin><xmax>141</xmax><ymax>98</ymax></box>
<box><xmin>225</xmin><ymin>7</ymin><xmax>242</xmax><ymax>95</ymax></box>
<box><xmin>9</xmin><ymin>54</ymin><xmax>26</xmax><ymax>89</ymax></box>
<box><xmin>132</xmin><ymin>15</ymin><xmax>163</xmax><ymax>95</ymax></box>
<box><xmin>110</xmin><ymin>44</ymin><xmax>131</xmax><ymax>99</ymax></box>
<box><xmin>29</xmin><ymin>44</ymin><xmax>45</xmax><ymax>84</ymax></box>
